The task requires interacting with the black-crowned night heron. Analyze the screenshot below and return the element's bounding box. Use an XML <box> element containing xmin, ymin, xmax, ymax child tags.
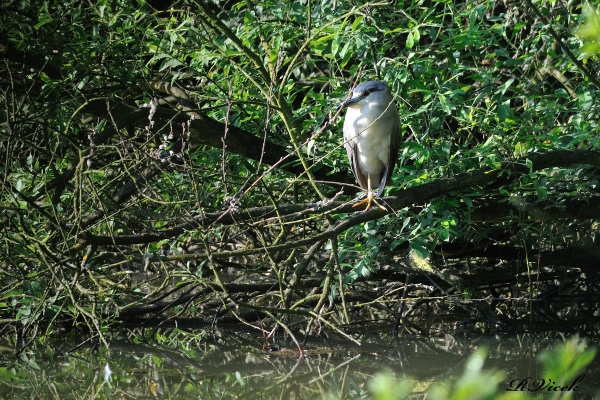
<box><xmin>339</xmin><ymin>81</ymin><xmax>400</xmax><ymax>211</ymax></box>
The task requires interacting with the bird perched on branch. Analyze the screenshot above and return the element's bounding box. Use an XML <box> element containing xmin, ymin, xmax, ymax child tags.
<box><xmin>339</xmin><ymin>81</ymin><xmax>400</xmax><ymax>211</ymax></box>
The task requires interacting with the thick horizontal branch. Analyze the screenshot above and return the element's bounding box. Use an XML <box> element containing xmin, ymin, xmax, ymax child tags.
<box><xmin>117</xmin><ymin>278</ymin><xmax>324</xmax><ymax>318</ymax></box>
<box><xmin>437</xmin><ymin>243</ymin><xmax>600</xmax><ymax>270</ymax></box>
<box><xmin>469</xmin><ymin>196</ymin><xmax>600</xmax><ymax>222</ymax></box>
<box><xmin>85</xmin><ymin>97</ymin><xmax>350</xmax><ymax>184</ymax></box>
<box><xmin>83</xmin><ymin>149</ymin><xmax>600</xmax><ymax>252</ymax></box>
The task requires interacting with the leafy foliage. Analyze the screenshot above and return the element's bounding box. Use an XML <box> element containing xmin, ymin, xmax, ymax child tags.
<box><xmin>1</xmin><ymin>0</ymin><xmax>600</xmax><ymax>347</ymax></box>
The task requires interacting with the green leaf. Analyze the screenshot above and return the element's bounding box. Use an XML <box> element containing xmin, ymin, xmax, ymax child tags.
<box><xmin>534</xmin><ymin>178</ymin><xmax>547</xmax><ymax>201</ymax></box>
<box><xmin>406</xmin><ymin>31</ymin><xmax>414</xmax><ymax>49</ymax></box>
<box><xmin>152</xmin><ymin>355</ymin><xmax>163</xmax><ymax>367</ymax></box>
<box><xmin>34</xmin><ymin>15</ymin><xmax>53</xmax><ymax>29</ymax></box>
<box><xmin>331</xmin><ymin>34</ymin><xmax>340</xmax><ymax>58</ymax></box>
<box><xmin>498</xmin><ymin>78</ymin><xmax>514</xmax><ymax>95</ymax></box>
<box><xmin>576</xmin><ymin>6</ymin><xmax>600</xmax><ymax>56</ymax></box>
<box><xmin>351</xmin><ymin>16</ymin><xmax>363</xmax><ymax>31</ymax></box>
<box><xmin>159</xmin><ymin>58</ymin><xmax>184</xmax><ymax>71</ymax></box>
<box><xmin>410</xmin><ymin>240</ymin><xmax>429</xmax><ymax>258</ymax></box>
<box><xmin>578</xmin><ymin>89</ymin><xmax>593</xmax><ymax>110</ymax></box>
<box><xmin>438</xmin><ymin>94</ymin><xmax>451</xmax><ymax>114</ymax></box>
<box><xmin>497</xmin><ymin>101</ymin><xmax>513</xmax><ymax>121</ymax></box>
<box><xmin>412</xmin><ymin>27</ymin><xmax>420</xmax><ymax>43</ymax></box>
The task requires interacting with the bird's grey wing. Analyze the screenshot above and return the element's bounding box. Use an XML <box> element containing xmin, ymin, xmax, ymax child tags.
<box><xmin>343</xmin><ymin>124</ymin><xmax>368</xmax><ymax>190</ymax></box>
<box><xmin>377</xmin><ymin>107</ymin><xmax>401</xmax><ymax>197</ymax></box>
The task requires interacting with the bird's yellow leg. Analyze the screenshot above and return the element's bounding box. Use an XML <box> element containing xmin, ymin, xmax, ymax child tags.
<box><xmin>352</xmin><ymin>175</ymin><xmax>386</xmax><ymax>211</ymax></box>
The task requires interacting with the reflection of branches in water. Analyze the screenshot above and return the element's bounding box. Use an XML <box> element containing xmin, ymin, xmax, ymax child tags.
<box><xmin>5</xmin><ymin>332</ymin><xmax>599</xmax><ymax>399</ymax></box>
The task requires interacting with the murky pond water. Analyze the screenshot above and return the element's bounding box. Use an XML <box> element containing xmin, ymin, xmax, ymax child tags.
<box><xmin>1</xmin><ymin>328</ymin><xmax>599</xmax><ymax>399</ymax></box>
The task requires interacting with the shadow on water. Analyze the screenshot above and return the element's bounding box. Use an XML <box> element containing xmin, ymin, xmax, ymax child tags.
<box><xmin>0</xmin><ymin>327</ymin><xmax>598</xmax><ymax>399</ymax></box>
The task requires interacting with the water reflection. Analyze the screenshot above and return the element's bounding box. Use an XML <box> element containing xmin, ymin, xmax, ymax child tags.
<box><xmin>0</xmin><ymin>330</ymin><xmax>598</xmax><ymax>398</ymax></box>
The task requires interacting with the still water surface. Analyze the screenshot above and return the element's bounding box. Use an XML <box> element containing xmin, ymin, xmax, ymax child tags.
<box><xmin>1</xmin><ymin>328</ymin><xmax>599</xmax><ymax>399</ymax></box>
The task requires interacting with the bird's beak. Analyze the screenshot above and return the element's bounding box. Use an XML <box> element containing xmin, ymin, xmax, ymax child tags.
<box><xmin>337</xmin><ymin>96</ymin><xmax>361</xmax><ymax>111</ymax></box>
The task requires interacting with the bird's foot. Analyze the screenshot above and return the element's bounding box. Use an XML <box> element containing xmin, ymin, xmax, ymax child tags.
<box><xmin>352</xmin><ymin>192</ymin><xmax>386</xmax><ymax>211</ymax></box>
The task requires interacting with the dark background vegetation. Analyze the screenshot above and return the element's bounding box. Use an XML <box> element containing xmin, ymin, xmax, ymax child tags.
<box><xmin>1</xmin><ymin>0</ymin><xmax>600</xmax><ymax>350</ymax></box>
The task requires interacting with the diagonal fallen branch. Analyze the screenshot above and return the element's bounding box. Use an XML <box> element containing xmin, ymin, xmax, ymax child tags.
<box><xmin>82</xmin><ymin>149</ymin><xmax>600</xmax><ymax>250</ymax></box>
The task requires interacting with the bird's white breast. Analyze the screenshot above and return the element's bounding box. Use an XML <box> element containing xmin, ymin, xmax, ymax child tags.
<box><xmin>344</xmin><ymin>103</ymin><xmax>393</xmax><ymax>177</ymax></box>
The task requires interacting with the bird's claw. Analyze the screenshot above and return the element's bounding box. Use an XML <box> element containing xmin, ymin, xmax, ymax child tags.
<box><xmin>352</xmin><ymin>193</ymin><xmax>386</xmax><ymax>211</ymax></box>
